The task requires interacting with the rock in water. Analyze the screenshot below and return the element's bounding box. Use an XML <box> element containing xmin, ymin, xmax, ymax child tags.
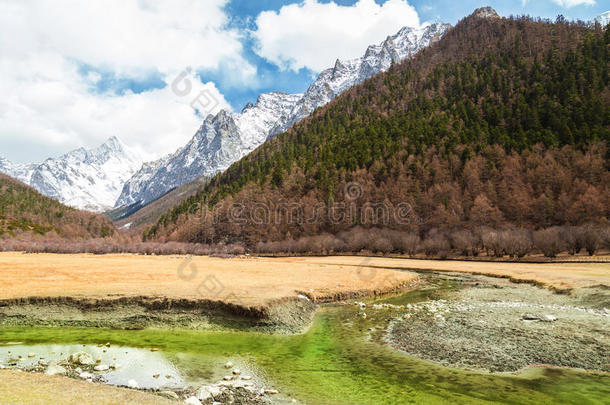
<box><xmin>70</xmin><ymin>352</ymin><xmax>95</xmax><ymax>366</ymax></box>
<box><xmin>45</xmin><ymin>365</ymin><xmax>67</xmax><ymax>376</ymax></box>
<box><xmin>93</xmin><ymin>364</ymin><xmax>109</xmax><ymax>372</ymax></box>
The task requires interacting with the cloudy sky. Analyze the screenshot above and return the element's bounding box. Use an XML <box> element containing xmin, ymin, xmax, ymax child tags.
<box><xmin>0</xmin><ymin>0</ymin><xmax>606</xmax><ymax>163</ymax></box>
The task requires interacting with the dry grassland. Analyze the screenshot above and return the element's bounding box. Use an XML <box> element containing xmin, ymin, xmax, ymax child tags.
<box><xmin>278</xmin><ymin>256</ymin><xmax>610</xmax><ymax>291</ymax></box>
<box><xmin>0</xmin><ymin>253</ymin><xmax>417</xmax><ymax>306</ymax></box>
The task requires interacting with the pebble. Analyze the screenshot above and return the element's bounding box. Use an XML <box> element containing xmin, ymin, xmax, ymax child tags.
<box><xmin>223</xmin><ymin>375</ymin><xmax>233</xmax><ymax>381</ymax></box>
<box><xmin>158</xmin><ymin>391</ymin><xmax>180</xmax><ymax>400</ymax></box>
<box><xmin>153</xmin><ymin>374</ymin><xmax>160</xmax><ymax>379</ymax></box>
<box><xmin>45</xmin><ymin>364</ymin><xmax>67</xmax><ymax>376</ymax></box>
<box><xmin>79</xmin><ymin>372</ymin><xmax>94</xmax><ymax>380</ymax></box>
<box><xmin>241</xmin><ymin>375</ymin><xmax>252</xmax><ymax>381</ymax></box>
<box><xmin>93</xmin><ymin>364</ymin><xmax>109</xmax><ymax>372</ymax></box>
<box><xmin>224</xmin><ymin>361</ymin><xmax>233</xmax><ymax>369</ymax></box>
<box><xmin>232</xmin><ymin>368</ymin><xmax>241</xmax><ymax>375</ymax></box>
<box><xmin>265</xmin><ymin>389</ymin><xmax>279</xmax><ymax>395</ymax></box>
<box><xmin>197</xmin><ymin>385</ymin><xmax>222</xmax><ymax>401</ymax></box>
<box><xmin>185</xmin><ymin>397</ymin><xmax>202</xmax><ymax>405</ymax></box>
<box><xmin>27</xmin><ymin>353</ymin><xmax>36</xmax><ymax>358</ymax></box>
<box><xmin>127</xmin><ymin>379</ymin><xmax>139</xmax><ymax>389</ymax></box>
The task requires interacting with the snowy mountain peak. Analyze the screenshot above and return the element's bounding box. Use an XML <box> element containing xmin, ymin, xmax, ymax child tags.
<box><xmin>593</xmin><ymin>11</ymin><xmax>610</xmax><ymax>26</ymax></box>
<box><xmin>116</xmin><ymin>21</ymin><xmax>451</xmax><ymax>209</ymax></box>
<box><xmin>0</xmin><ymin>138</ymin><xmax>143</xmax><ymax>212</ymax></box>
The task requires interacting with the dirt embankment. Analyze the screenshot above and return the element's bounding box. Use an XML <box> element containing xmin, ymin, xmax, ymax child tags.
<box><xmin>0</xmin><ymin>253</ymin><xmax>417</xmax><ymax>332</ymax></box>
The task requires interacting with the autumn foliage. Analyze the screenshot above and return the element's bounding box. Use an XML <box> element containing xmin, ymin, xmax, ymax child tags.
<box><xmin>144</xmin><ymin>15</ymin><xmax>608</xmax><ymax>250</ymax></box>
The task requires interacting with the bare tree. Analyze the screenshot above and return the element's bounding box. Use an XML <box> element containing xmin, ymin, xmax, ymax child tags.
<box><xmin>534</xmin><ymin>227</ymin><xmax>564</xmax><ymax>258</ymax></box>
<box><xmin>580</xmin><ymin>225</ymin><xmax>600</xmax><ymax>256</ymax></box>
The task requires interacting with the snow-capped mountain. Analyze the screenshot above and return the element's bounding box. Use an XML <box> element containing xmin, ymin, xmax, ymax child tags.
<box><xmin>116</xmin><ymin>22</ymin><xmax>451</xmax><ymax>208</ymax></box>
<box><xmin>0</xmin><ymin>137</ymin><xmax>143</xmax><ymax>212</ymax></box>
<box><xmin>593</xmin><ymin>11</ymin><xmax>610</xmax><ymax>26</ymax></box>
<box><xmin>270</xmin><ymin>22</ymin><xmax>450</xmax><ymax>137</ymax></box>
<box><xmin>115</xmin><ymin>92</ymin><xmax>302</xmax><ymax>207</ymax></box>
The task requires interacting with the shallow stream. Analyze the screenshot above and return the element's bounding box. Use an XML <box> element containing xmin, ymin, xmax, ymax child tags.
<box><xmin>1</xmin><ymin>275</ymin><xmax>608</xmax><ymax>404</ymax></box>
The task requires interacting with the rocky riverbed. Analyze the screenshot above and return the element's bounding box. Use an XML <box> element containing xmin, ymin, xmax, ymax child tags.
<box><xmin>0</xmin><ymin>344</ymin><xmax>291</xmax><ymax>404</ymax></box>
<box><xmin>386</xmin><ymin>274</ymin><xmax>610</xmax><ymax>373</ymax></box>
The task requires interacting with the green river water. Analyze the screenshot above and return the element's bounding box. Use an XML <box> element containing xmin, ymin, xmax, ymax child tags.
<box><xmin>0</xmin><ymin>280</ymin><xmax>608</xmax><ymax>404</ymax></box>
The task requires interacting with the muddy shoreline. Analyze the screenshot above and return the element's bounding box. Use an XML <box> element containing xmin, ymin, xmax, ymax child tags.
<box><xmin>0</xmin><ymin>278</ymin><xmax>418</xmax><ymax>333</ymax></box>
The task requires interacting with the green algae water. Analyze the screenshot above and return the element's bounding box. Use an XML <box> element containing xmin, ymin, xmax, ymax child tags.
<box><xmin>1</xmin><ymin>285</ymin><xmax>608</xmax><ymax>404</ymax></box>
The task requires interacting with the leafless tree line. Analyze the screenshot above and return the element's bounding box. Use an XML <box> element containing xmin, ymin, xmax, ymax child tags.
<box><xmin>1</xmin><ymin>224</ymin><xmax>607</xmax><ymax>260</ymax></box>
<box><xmin>255</xmin><ymin>225</ymin><xmax>610</xmax><ymax>259</ymax></box>
<box><xmin>0</xmin><ymin>239</ymin><xmax>246</xmax><ymax>256</ymax></box>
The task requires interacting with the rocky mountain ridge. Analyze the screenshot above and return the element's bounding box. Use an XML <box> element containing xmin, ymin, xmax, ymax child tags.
<box><xmin>116</xmin><ymin>21</ymin><xmax>451</xmax><ymax>207</ymax></box>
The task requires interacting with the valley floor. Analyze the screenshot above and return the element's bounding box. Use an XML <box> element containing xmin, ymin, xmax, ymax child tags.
<box><xmin>0</xmin><ymin>253</ymin><xmax>608</xmax><ymax>404</ymax></box>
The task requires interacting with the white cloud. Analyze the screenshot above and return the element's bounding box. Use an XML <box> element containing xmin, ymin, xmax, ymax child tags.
<box><xmin>0</xmin><ymin>0</ymin><xmax>250</xmax><ymax>163</ymax></box>
<box><xmin>550</xmin><ymin>0</ymin><xmax>596</xmax><ymax>7</ymax></box>
<box><xmin>252</xmin><ymin>0</ymin><xmax>421</xmax><ymax>72</ymax></box>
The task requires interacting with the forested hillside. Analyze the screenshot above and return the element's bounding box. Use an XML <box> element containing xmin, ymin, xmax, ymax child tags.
<box><xmin>0</xmin><ymin>173</ymin><xmax>115</xmax><ymax>239</ymax></box>
<box><xmin>146</xmin><ymin>11</ymin><xmax>609</xmax><ymax>249</ymax></box>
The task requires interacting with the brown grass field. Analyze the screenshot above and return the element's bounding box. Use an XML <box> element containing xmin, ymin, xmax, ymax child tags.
<box><xmin>0</xmin><ymin>370</ymin><xmax>174</xmax><ymax>405</ymax></box>
<box><xmin>278</xmin><ymin>256</ymin><xmax>610</xmax><ymax>291</ymax></box>
<box><xmin>0</xmin><ymin>253</ymin><xmax>417</xmax><ymax>306</ymax></box>
<box><xmin>0</xmin><ymin>253</ymin><xmax>608</xmax><ymax>310</ymax></box>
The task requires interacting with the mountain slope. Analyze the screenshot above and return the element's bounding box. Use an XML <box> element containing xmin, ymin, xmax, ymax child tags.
<box><xmin>146</xmin><ymin>9</ymin><xmax>609</xmax><ymax>245</ymax></box>
<box><xmin>0</xmin><ymin>137</ymin><xmax>142</xmax><ymax>212</ymax></box>
<box><xmin>116</xmin><ymin>23</ymin><xmax>450</xmax><ymax>208</ymax></box>
<box><xmin>0</xmin><ymin>173</ymin><xmax>115</xmax><ymax>239</ymax></box>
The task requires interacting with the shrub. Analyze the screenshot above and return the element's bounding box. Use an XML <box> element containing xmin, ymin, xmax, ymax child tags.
<box><xmin>580</xmin><ymin>225</ymin><xmax>600</xmax><ymax>256</ymax></box>
<box><xmin>422</xmin><ymin>232</ymin><xmax>451</xmax><ymax>258</ymax></box>
<box><xmin>533</xmin><ymin>227</ymin><xmax>564</xmax><ymax>258</ymax></box>
<box><xmin>501</xmin><ymin>229</ymin><xmax>533</xmax><ymax>259</ymax></box>
<box><xmin>451</xmin><ymin>230</ymin><xmax>479</xmax><ymax>256</ymax></box>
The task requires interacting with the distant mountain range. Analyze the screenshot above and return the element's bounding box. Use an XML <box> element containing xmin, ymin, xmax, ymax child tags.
<box><xmin>1</xmin><ymin>9</ymin><xmax>607</xmax><ymax>218</ymax></box>
<box><xmin>0</xmin><ymin>137</ymin><xmax>142</xmax><ymax>212</ymax></box>
<box><xmin>144</xmin><ymin>7</ymin><xmax>609</xmax><ymax>244</ymax></box>
<box><xmin>115</xmin><ymin>21</ymin><xmax>451</xmax><ymax>208</ymax></box>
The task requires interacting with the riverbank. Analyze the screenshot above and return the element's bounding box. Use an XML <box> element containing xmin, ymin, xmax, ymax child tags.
<box><xmin>0</xmin><ymin>253</ymin><xmax>417</xmax><ymax>332</ymax></box>
<box><xmin>1</xmin><ymin>270</ymin><xmax>609</xmax><ymax>404</ymax></box>
<box><xmin>275</xmin><ymin>256</ymin><xmax>610</xmax><ymax>291</ymax></box>
<box><xmin>0</xmin><ymin>370</ymin><xmax>175</xmax><ymax>405</ymax></box>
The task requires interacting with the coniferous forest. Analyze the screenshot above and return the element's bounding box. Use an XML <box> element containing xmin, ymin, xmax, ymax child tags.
<box><xmin>145</xmin><ymin>14</ymin><xmax>609</xmax><ymax>254</ymax></box>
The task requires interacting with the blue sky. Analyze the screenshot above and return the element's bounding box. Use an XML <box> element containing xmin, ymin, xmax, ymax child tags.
<box><xmin>209</xmin><ymin>0</ymin><xmax>609</xmax><ymax>111</ymax></box>
<box><xmin>0</xmin><ymin>0</ymin><xmax>607</xmax><ymax>163</ymax></box>
<box><xmin>80</xmin><ymin>0</ymin><xmax>610</xmax><ymax>113</ymax></box>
